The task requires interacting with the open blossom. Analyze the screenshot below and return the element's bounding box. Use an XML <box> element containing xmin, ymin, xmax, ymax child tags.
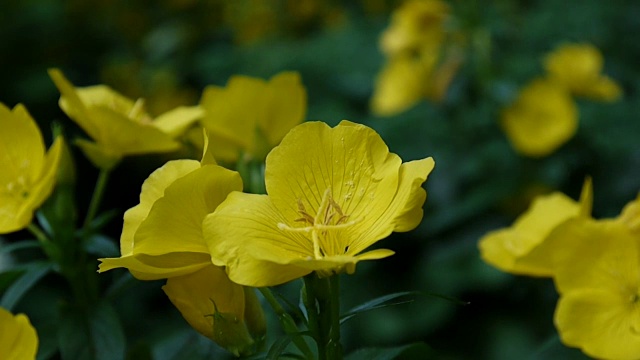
<box><xmin>478</xmin><ymin>179</ymin><xmax>592</xmax><ymax>276</ymax></box>
<box><xmin>501</xmin><ymin>78</ymin><xmax>578</xmax><ymax>157</ymax></box>
<box><xmin>98</xmin><ymin>136</ymin><xmax>264</xmax><ymax>355</ymax></box>
<box><xmin>0</xmin><ymin>103</ymin><xmax>64</xmax><ymax>234</ymax></box>
<box><xmin>203</xmin><ymin>121</ymin><xmax>434</xmax><ymax>286</ymax></box>
<box><xmin>549</xmin><ymin>195</ymin><xmax>640</xmax><ymax>359</ymax></box>
<box><xmin>544</xmin><ymin>43</ymin><xmax>622</xmax><ymax>102</ymax></box>
<box><xmin>198</xmin><ymin>71</ymin><xmax>306</xmax><ymax>163</ymax></box>
<box><xmin>48</xmin><ymin>68</ymin><xmax>202</xmax><ymax>170</ymax></box>
<box><xmin>0</xmin><ymin>307</ymin><xmax>38</xmax><ymax>360</ymax></box>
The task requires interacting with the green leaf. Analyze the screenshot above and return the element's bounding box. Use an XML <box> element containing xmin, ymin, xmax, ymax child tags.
<box><xmin>340</xmin><ymin>291</ymin><xmax>420</xmax><ymax>324</ymax></box>
<box><xmin>0</xmin><ymin>240</ymin><xmax>41</xmax><ymax>255</ymax></box>
<box><xmin>58</xmin><ymin>301</ymin><xmax>126</xmax><ymax>360</ymax></box>
<box><xmin>345</xmin><ymin>342</ymin><xmax>433</xmax><ymax>360</ymax></box>
<box><xmin>266</xmin><ymin>336</ymin><xmax>292</xmax><ymax>360</ymax></box>
<box><xmin>84</xmin><ymin>234</ymin><xmax>119</xmax><ymax>257</ymax></box>
<box><xmin>0</xmin><ymin>261</ymin><xmax>52</xmax><ymax>310</ymax></box>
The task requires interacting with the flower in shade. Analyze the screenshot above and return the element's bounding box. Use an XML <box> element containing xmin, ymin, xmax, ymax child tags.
<box><xmin>0</xmin><ymin>103</ymin><xmax>64</xmax><ymax>234</ymax></box>
<box><xmin>198</xmin><ymin>71</ymin><xmax>306</xmax><ymax>163</ymax></box>
<box><xmin>478</xmin><ymin>179</ymin><xmax>592</xmax><ymax>276</ymax></box>
<box><xmin>48</xmin><ymin>68</ymin><xmax>202</xmax><ymax>170</ymax></box>
<box><xmin>548</xmin><ymin>195</ymin><xmax>640</xmax><ymax>359</ymax></box>
<box><xmin>544</xmin><ymin>43</ymin><xmax>622</xmax><ymax>102</ymax></box>
<box><xmin>98</xmin><ymin>135</ymin><xmax>264</xmax><ymax>355</ymax></box>
<box><xmin>203</xmin><ymin>121</ymin><xmax>434</xmax><ymax>286</ymax></box>
<box><xmin>0</xmin><ymin>307</ymin><xmax>38</xmax><ymax>360</ymax></box>
<box><xmin>501</xmin><ymin>78</ymin><xmax>578</xmax><ymax>157</ymax></box>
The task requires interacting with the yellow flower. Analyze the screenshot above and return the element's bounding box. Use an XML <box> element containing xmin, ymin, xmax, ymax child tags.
<box><xmin>198</xmin><ymin>71</ymin><xmax>306</xmax><ymax>163</ymax></box>
<box><xmin>478</xmin><ymin>179</ymin><xmax>592</xmax><ymax>277</ymax></box>
<box><xmin>48</xmin><ymin>69</ymin><xmax>202</xmax><ymax>170</ymax></box>
<box><xmin>98</xmin><ymin>136</ymin><xmax>265</xmax><ymax>355</ymax></box>
<box><xmin>203</xmin><ymin>121</ymin><xmax>434</xmax><ymax>286</ymax></box>
<box><xmin>0</xmin><ymin>307</ymin><xmax>38</xmax><ymax>360</ymax></box>
<box><xmin>544</xmin><ymin>43</ymin><xmax>622</xmax><ymax>102</ymax></box>
<box><xmin>380</xmin><ymin>0</ymin><xmax>450</xmax><ymax>57</ymax></box>
<box><xmin>0</xmin><ymin>103</ymin><xmax>64</xmax><ymax>234</ymax></box>
<box><xmin>98</xmin><ymin>135</ymin><xmax>238</xmax><ymax>279</ymax></box>
<box><xmin>549</xmin><ymin>206</ymin><xmax>640</xmax><ymax>359</ymax></box>
<box><xmin>501</xmin><ymin>78</ymin><xmax>578</xmax><ymax>157</ymax></box>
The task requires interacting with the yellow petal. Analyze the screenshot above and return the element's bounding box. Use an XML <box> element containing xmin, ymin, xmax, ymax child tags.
<box><xmin>153</xmin><ymin>106</ymin><xmax>204</xmax><ymax>137</ymax></box>
<box><xmin>501</xmin><ymin>78</ymin><xmax>578</xmax><ymax>157</ymax></box>
<box><xmin>133</xmin><ymin>165</ymin><xmax>242</xmax><ymax>257</ymax></box>
<box><xmin>204</xmin><ymin>192</ymin><xmax>311</xmax><ymax>287</ymax></box>
<box><xmin>370</xmin><ymin>55</ymin><xmax>428</xmax><ymax>117</ymax></box>
<box><xmin>162</xmin><ymin>265</ymin><xmax>251</xmax><ymax>351</ymax></box>
<box><xmin>259</xmin><ymin>72</ymin><xmax>306</xmax><ymax>148</ymax></box>
<box><xmin>551</xmin><ymin>219</ymin><xmax>639</xmax><ymax>294</ymax></box>
<box><xmin>581</xmin><ymin>75</ymin><xmax>622</xmax><ymax>102</ymax></box>
<box><xmin>0</xmin><ymin>307</ymin><xmax>38</xmax><ymax>360</ymax></box>
<box><xmin>119</xmin><ymin>160</ymin><xmax>200</xmax><ymax>256</ymax></box>
<box><xmin>98</xmin><ymin>252</ymin><xmax>211</xmax><ymax>280</ymax></box>
<box><xmin>48</xmin><ymin>68</ymin><xmax>101</xmax><ymax>140</ymax></box>
<box><xmin>0</xmin><ymin>104</ymin><xmax>44</xmax><ymax>186</ymax></box>
<box><xmin>478</xmin><ymin>192</ymin><xmax>580</xmax><ymax>276</ymax></box>
<box><xmin>555</xmin><ymin>289</ymin><xmax>640</xmax><ymax>360</ymax></box>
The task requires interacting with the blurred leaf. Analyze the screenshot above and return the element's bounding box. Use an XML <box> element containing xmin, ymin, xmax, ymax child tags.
<box><xmin>341</xmin><ymin>291</ymin><xmax>419</xmax><ymax>324</ymax></box>
<box><xmin>0</xmin><ymin>240</ymin><xmax>40</xmax><ymax>255</ymax></box>
<box><xmin>346</xmin><ymin>342</ymin><xmax>433</xmax><ymax>360</ymax></box>
<box><xmin>266</xmin><ymin>335</ymin><xmax>292</xmax><ymax>360</ymax></box>
<box><xmin>84</xmin><ymin>234</ymin><xmax>120</xmax><ymax>257</ymax></box>
<box><xmin>58</xmin><ymin>301</ymin><xmax>126</xmax><ymax>360</ymax></box>
<box><xmin>0</xmin><ymin>261</ymin><xmax>52</xmax><ymax>311</ymax></box>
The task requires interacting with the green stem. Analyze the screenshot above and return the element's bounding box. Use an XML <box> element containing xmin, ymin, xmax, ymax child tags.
<box><xmin>327</xmin><ymin>275</ymin><xmax>342</xmax><ymax>359</ymax></box>
<box><xmin>83</xmin><ymin>168</ymin><xmax>111</xmax><ymax>228</ymax></box>
<box><xmin>27</xmin><ymin>223</ymin><xmax>49</xmax><ymax>243</ymax></box>
<box><xmin>258</xmin><ymin>287</ymin><xmax>314</xmax><ymax>359</ymax></box>
<box><xmin>303</xmin><ymin>275</ymin><xmax>323</xmax><ymax>360</ymax></box>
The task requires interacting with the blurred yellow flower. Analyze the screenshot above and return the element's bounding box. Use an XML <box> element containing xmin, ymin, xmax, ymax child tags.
<box><xmin>544</xmin><ymin>43</ymin><xmax>622</xmax><ymax>102</ymax></box>
<box><xmin>198</xmin><ymin>71</ymin><xmax>306</xmax><ymax>163</ymax></box>
<box><xmin>48</xmin><ymin>69</ymin><xmax>202</xmax><ymax>170</ymax></box>
<box><xmin>549</xmin><ymin>196</ymin><xmax>640</xmax><ymax>359</ymax></box>
<box><xmin>371</xmin><ymin>0</ymin><xmax>462</xmax><ymax>116</ymax></box>
<box><xmin>501</xmin><ymin>78</ymin><xmax>578</xmax><ymax>157</ymax></box>
<box><xmin>0</xmin><ymin>307</ymin><xmax>38</xmax><ymax>360</ymax></box>
<box><xmin>204</xmin><ymin>121</ymin><xmax>434</xmax><ymax>286</ymax></box>
<box><xmin>98</xmin><ymin>136</ymin><xmax>264</xmax><ymax>354</ymax></box>
<box><xmin>478</xmin><ymin>179</ymin><xmax>592</xmax><ymax>276</ymax></box>
<box><xmin>0</xmin><ymin>103</ymin><xmax>64</xmax><ymax>234</ymax></box>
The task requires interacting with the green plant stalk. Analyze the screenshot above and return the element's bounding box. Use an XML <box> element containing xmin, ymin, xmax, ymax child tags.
<box><xmin>327</xmin><ymin>275</ymin><xmax>342</xmax><ymax>359</ymax></box>
<box><xmin>258</xmin><ymin>287</ymin><xmax>314</xmax><ymax>359</ymax></box>
<box><xmin>304</xmin><ymin>273</ymin><xmax>343</xmax><ymax>360</ymax></box>
<box><xmin>83</xmin><ymin>168</ymin><xmax>111</xmax><ymax>229</ymax></box>
<box><xmin>303</xmin><ymin>274</ymin><xmax>323</xmax><ymax>359</ymax></box>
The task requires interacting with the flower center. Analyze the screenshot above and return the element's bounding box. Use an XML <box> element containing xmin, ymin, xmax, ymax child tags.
<box><xmin>278</xmin><ymin>188</ymin><xmax>361</xmax><ymax>260</ymax></box>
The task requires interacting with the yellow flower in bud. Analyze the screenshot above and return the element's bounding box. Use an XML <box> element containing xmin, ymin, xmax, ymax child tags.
<box><xmin>0</xmin><ymin>307</ymin><xmax>38</xmax><ymax>360</ymax></box>
<box><xmin>547</xmin><ymin>195</ymin><xmax>640</xmax><ymax>359</ymax></box>
<box><xmin>478</xmin><ymin>178</ymin><xmax>592</xmax><ymax>276</ymax></box>
<box><xmin>48</xmin><ymin>69</ymin><xmax>202</xmax><ymax>170</ymax></box>
<box><xmin>0</xmin><ymin>103</ymin><xmax>64</xmax><ymax>234</ymax></box>
<box><xmin>501</xmin><ymin>78</ymin><xmax>578</xmax><ymax>157</ymax></box>
<box><xmin>544</xmin><ymin>43</ymin><xmax>622</xmax><ymax>102</ymax></box>
<box><xmin>163</xmin><ymin>265</ymin><xmax>265</xmax><ymax>356</ymax></box>
<box><xmin>204</xmin><ymin>121</ymin><xmax>434</xmax><ymax>286</ymax></box>
<box><xmin>199</xmin><ymin>71</ymin><xmax>306</xmax><ymax>163</ymax></box>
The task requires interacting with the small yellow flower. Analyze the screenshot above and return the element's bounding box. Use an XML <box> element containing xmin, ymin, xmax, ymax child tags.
<box><xmin>478</xmin><ymin>179</ymin><xmax>592</xmax><ymax>276</ymax></box>
<box><xmin>501</xmin><ymin>78</ymin><xmax>578</xmax><ymax>157</ymax></box>
<box><xmin>48</xmin><ymin>69</ymin><xmax>202</xmax><ymax>170</ymax></box>
<box><xmin>0</xmin><ymin>103</ymin><xmax>64</xmax><ymax>234</ymax></box>
<box><xmin>380</xmin><ymin>0</ymin><xmax>450</xmax><ymax>57</ymax></box>
<box><xmin>198</xmin><ymin>71</ymin><xmax>306</xmax><ymax>163</ymax></box>
<box><xmin>203</xmin><ymin>121</ymin><xmax>434</xmax><ymax>286</ymax></box>
<box><xmin>544</xmin><ymin>43</ymin><xmax>622</xmax><ymax>102</ymax></box>
<box><xmin>0</xmin><ymin>307</ymin><xmax>38</xmax><ymax>360</ymax></box>
<box><xmin>549</xmin><ymin>204</ymin><xmax>640</xmax><ymax>359</ymax></box>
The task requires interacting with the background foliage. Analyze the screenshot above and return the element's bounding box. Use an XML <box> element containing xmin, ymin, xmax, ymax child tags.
<box><xmin>1</xmin><ymin>0</ymin><xmax>639</xmax><ymax>359</ymax></box>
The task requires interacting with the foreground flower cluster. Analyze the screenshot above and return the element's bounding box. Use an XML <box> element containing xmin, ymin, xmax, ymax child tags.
<box><xmin>479</xmin><ymin>179</ymin><xmax>640</xmax><ymax>359</ymax></box>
